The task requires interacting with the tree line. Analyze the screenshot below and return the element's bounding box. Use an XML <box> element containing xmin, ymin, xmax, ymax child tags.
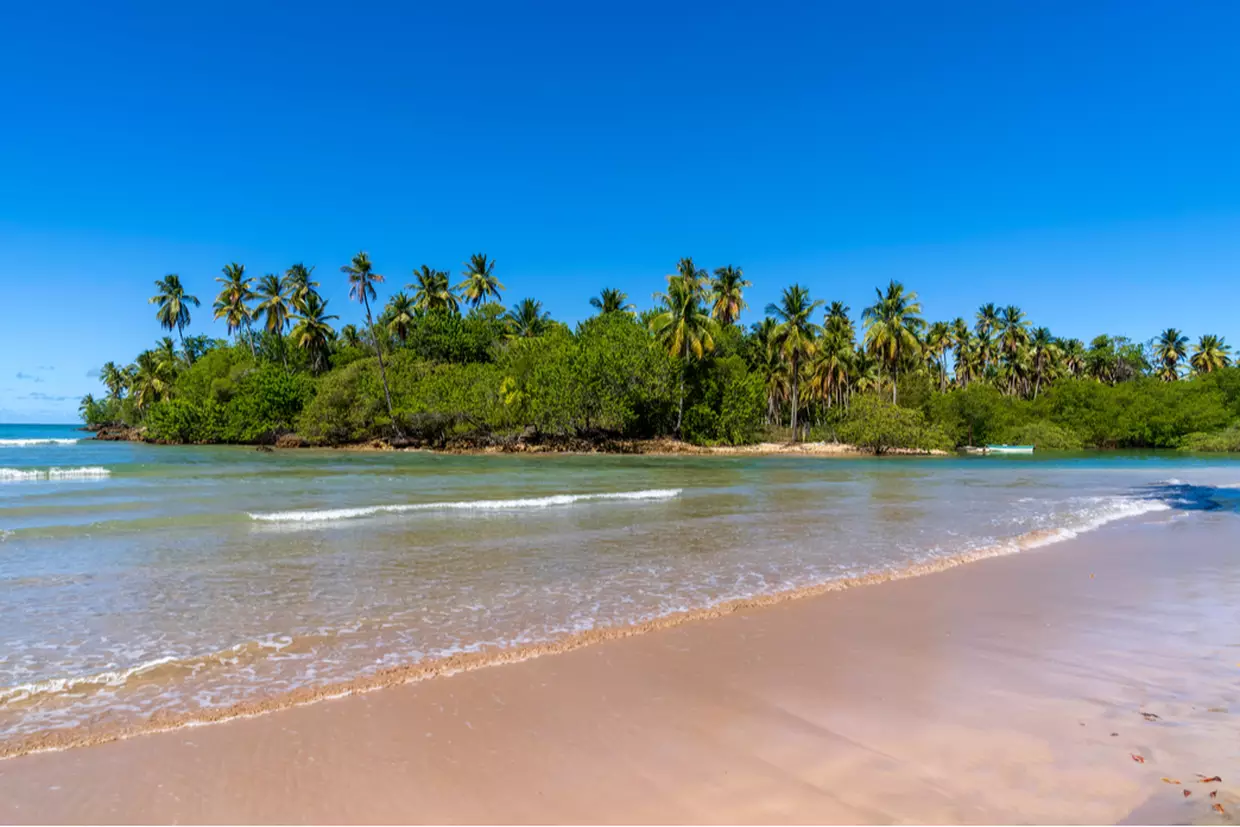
<box><xmin>78</xmin><ymin>253</ymin><xmax>1240</xmax><ymax>453</ymax></box>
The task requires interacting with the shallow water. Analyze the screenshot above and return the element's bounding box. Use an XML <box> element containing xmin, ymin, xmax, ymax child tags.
<box><xmin>1</xmin><ymin>423</ymin><xmax>1238</xmax><ymax>752</ymax></box>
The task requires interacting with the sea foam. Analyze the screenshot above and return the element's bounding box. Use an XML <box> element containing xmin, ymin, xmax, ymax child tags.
<box><xmin>0</xmin><ymin>438</ymin><xmax>79</xmax><ymax>447</ymax></box>
<box><xmin>0</xmin><ymin>467</ymin><xmax>111</xmax><ymax>483</ymax></box>
<box><xmin>249</xmin><ymin>488</ymin><xmax>683</xmax><ymax>523</ymax></box>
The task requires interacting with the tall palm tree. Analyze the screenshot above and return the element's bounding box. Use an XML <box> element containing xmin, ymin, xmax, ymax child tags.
<box><xmin>650</xmin><ymin>271</ymin><xmax>718</xmax><ymax>434</ymax></box>
<box><xmin>342</xmin><ymin>251</ymin><xmax>399</xmax><ymax>433</ymax></box>
<box><xmin>339</xmin><ymin>324</ymin><xmax>363</xmax><ymax>348</ymax></box>
<box><xmin>975</xmin><ymin>303</ymin><xmax>999</xmax><ymax>373</ymax></box>
<box><xmin>951</xmin><ymin>318</ymin><xmax>972</xmax><ymax>387</ymax></box>
<box><xmin>100</xmin><ymin>361</ymin><xmax>127</xmax><ymax>400</ymax></box>
<box><xmin>214</xmin><ymin>263</ymin><xmax>255</xmax><ymax>356</ymax></box>
<box><xmin>589</xmin><ymin>287</ymin><xmax>634</xmax><ymax>315</ymax></box>
<box><xmin>384</xmin><ymin>292</ymin><xmax>418</xmax><ymax>345</ymax></box>
<box><xmin>924</xmin><ymin>321</ymin><xmax>952</xmax><ymax>392</ymax></box>
<box><xmin>862</xmin><ymin>281</ymin><xmax>924</xmax><ymax>404</ymax></box>
<box><xmin>150</xmin><ymin>274</ymin><xmax>200</xmax><ymax>346</ymax></box>
<box><xmin>1059</xmin><ymin>338</ymin><xmax>1086</xmax><ymax>377</ymax></box>
<box><xmin>709</xmin><ymin>265</ymin><xmax>750</xmax><ymax>326</ymax></box>
<box><xmin>1190</xmin><ymin>334</ymin><xmax>1232</xmax><ymax>375</ymax></box>
<box><xmin>131</xmin><ymin>349</ymin><xmax>174</xmax><ymax>411</ymax></box>
<box><xmin>254</xmin><ymin>274</ymin><xmax>293</xmax><ymax>366</ymax></box>
<box><xmin>506</xmin><ymin>298</ymin><xmax>551</xmax><ymax>338</ymax></box>
<box><xmin>766</xmin><ymin>284</ymin><xmax>824</xmax><ymax>440</ymax></box>
<box><xmin>674</xmin><ymin>257</ymin><xmax>709</xmax><ymax>299</ymax></box>
<box><xmin>285</xmin><ymin>263</ymin><xmax>319</xmax><ymax>308</ymax></box>
<box><xmin>1154</xmin><ymin>328</ymin><xmax>1189</xmax><ymax>381</ymax></box>
<box><xmin>407</xmin><ymin>265</ymin><xmax>459</xmax><ymax>314</ymax></box>
<box><xmin>455</xmin><ymin>254</ymin><xmax>504</xmax><ymax>307</ymax></box>
<box><xmin>752</xmin><ymin>317</ymin><xmax>786</xmax><ymax>425</ymax></box>
<box><xmin>291</xmin><ymin>292</ymin><xmax>338</xmax><ymax>374</ymax></box>
<box><xmin>1029</xmin><ymin>327</ymin><xmax>1057</xmax><ymax>397</ymax></box>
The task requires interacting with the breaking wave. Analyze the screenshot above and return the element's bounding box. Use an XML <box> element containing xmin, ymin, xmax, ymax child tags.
<box><xmin>0</xmin><ymin>439</ymin><xmax>79</xmax><ymax>447</ymax></box>
<box><xmin>0</xmin><ymin>467</ymin><xmax>111</xmax><ymax>483</ymax></box>
<box><xmin>248</xmin><ymin>488</ymin><xmax>683</xmax><ymax>522</ymax></box>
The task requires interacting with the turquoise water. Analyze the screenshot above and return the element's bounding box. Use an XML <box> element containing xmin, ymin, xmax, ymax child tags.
<box><xmin>1</xmin><ymin>424</ymin><xmax>1238</xmax><ymax>751</ymax></box>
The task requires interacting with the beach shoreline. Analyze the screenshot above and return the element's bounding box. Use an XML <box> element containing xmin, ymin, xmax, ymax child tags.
<box><xmin>1</xmin><ymin>512</ymin><xmax>1234</xmax><ymax>824</ymax></box>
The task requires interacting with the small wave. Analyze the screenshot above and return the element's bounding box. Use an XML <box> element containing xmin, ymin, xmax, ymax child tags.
<box><xmin>0</xmin><ymin>467</ymin><xmax>111</xmax><ymax>483</ymax></box>
<box><xmin>0</xmin><ymin>656</ymin><xmax>179</xmax><ymax>705</ymax></box>
<box><xmin>0</xmin><ymin>439</ymin><xmax>79</xmax><ymax>447</ymax></box>
<box><xmin>249</xmin><ymin>488</ymin><xmax>683</xmax><ymax>523</ymax></box>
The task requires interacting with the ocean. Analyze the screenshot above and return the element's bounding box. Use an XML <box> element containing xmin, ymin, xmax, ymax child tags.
<box><xmin>1</xmin><ymin>422</ymin><xmax>1237</xmax><ymax>755</ymax></box>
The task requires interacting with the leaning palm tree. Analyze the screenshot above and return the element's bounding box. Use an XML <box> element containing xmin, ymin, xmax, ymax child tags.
<box><xmin>342</xmin><ymin>251</ymin><xmax>399</xmax><ymax>433</ymax></box>
<box><xmin>1154</xmin><ymin>328</ymin><xmax>1189</xmax><ymax>381</ymax></box>
<box><xmin>290</xmin><ymin>292</ymin><xmax>338</xmax><ymax>374</ymax></box>
<box><xmin>409</xmin><ymin>265</ymin><xmax>460</xmax><ymax>314</ymax></box>
<box><xmin>650</xmin><ymin>273</ymin><xmax>718</xmax><ymax>434</ymax></box>
<box><xmin>589</xmin><ymin>287</ymin><xmax>634</xmax><ymax>315</ymax></box>
<box><xmin>150</xmin><ymin>274</ymin><xmax>200</xmax><ymax>346</ymax></box>
<box><xmin>1190</xmin><ymin>334</ymin><xmax>1232</xmax><ymax>375</ymax></box>
<box><xmin>862</xmin><ymin>281</ymin><xmax>924</xmax><ymax>404</ymax></box>
<box><xmin>455</xmin><ymin>254</ymin><xmax>504</xmax><ymax>308</ymax></box>
<box><xmin>766</xmin><ymin>284</ymin><xmax>824</xmax><ymax>440</ymax></box>
<box><xmin>709</xmin><ymin>265</ymin><xmax>751</xmax><ymax>326</ymax></box>
<box><xmin>214</xmin><ymin>263</ymin><xmax>255</xmax><ymax>356</ymax></box>
<box><xmin>384</xmin><ymin>292</ymin><xmax>418</xmax><ymax>345</ymax></box>
<box><xmin>506</xmin><ymin>298</ymin><xmax>551</xmax><ymax>338</ymax></box>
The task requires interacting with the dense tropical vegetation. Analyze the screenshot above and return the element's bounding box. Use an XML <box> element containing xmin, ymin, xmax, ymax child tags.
<box><xmin>79</xmin><ymin>253</ymin><xmax>1240</xmax><ymax>453</ymax></box>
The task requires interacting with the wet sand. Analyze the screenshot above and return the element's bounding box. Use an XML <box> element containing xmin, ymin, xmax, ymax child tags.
<box><xmin>0</xmin><ymin>513</ymin><xmax>1236</xmax><ymax>824</ymax></box>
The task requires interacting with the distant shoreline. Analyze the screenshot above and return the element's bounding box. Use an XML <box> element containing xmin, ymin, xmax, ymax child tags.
<box><xmin>85</xmin><ymin>425</ymin><xmax>948</xmax><ymax>457</ymax></box>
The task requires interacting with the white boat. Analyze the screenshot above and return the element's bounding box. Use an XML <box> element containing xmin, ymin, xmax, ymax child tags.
<box><xmin>984</xmin><ymin>444</ymin><xmax>1034</xmax><ymax>455</ymax></box>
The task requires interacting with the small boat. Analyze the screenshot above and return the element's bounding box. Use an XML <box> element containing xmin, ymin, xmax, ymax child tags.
<box><xmin>984</xmin><ymin>444</ymin><xmax>1034</xmax><ymax>455</ymax></box>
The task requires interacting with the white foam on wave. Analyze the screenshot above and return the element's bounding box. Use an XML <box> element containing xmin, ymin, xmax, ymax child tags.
<box><xmin>1019</xmin><ymin>495</ymin><xmax>1171</xmax><ymax>550</ymax></box>
<box><xmin>249</xmin><ymin>488</ymin><xmax>683</xmax><ymax>523</ymax></box>
<box><xmin>0</xmin><ymin>439</ymin><xmax>79</xmax><ymax>447</ymax></box>
<box><xmin>0</xmin><ymin>656</ymin><xmax>179</xmax><ymax>705</ymax></box>
<box><xmin>0</xmin><ymin>467</ymin><xmax>111</xmax><ymax>483</ymax></box>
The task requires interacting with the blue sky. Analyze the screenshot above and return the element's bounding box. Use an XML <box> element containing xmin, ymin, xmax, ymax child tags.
<box><xmin>2</xmin><ymin>1</ymin><xmax>1238</xmax><ymax>422</ymax></box>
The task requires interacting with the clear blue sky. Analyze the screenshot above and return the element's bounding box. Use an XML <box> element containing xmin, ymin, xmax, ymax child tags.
<box><xmin>3</xmin><ymin>0</ymin><xmax>1238</xmax><ymax>422</ymax></box>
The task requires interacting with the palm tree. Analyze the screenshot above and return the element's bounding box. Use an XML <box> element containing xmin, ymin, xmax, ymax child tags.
<box><xmin>1191</xmin><ymin>334</ymin><xmax>1232</xmax><ymax>375</ymax></box>
<box><xmin>340</xmin><ymin>324</ymin><xmax>363</xmax><ymax>348</ymax></box>
<box><xmin>589</xmin><ymin>287</ymin><xmax>634</xmax><ymax>315</ymax></box>
<box><xmin>214</xmin><ymin>263</ymin><xmax>255</xmax><ymax>356</ymax></box>
<box><xmin>78</xmin><ymin>394</ymin><xmax>96</xmax><ymax>420</ymax></box>
<box><xmin>675</xmin><ymin>257</ymin><xmax>709</xmax><ymax>298</ymax></box>
<box><xmin>506</xmin><ymin>298</ymin><xmax>551</xmax><ymax>338</ymax></box>
<box><xmin>455</xmin><ymin>254</ymin><xmax>504</xmax><ymax>307</ymax></box>
<box><xmin>975</xmin><ymin>303</ymin><xmax>999</xmax><ymax>373</ymax></box>
<box><xmin>1029</xmin><ymin>327</ymin><xmax>1057</xmax><ymax>398</ymax></box>
<box><xmin>285</xmin><ymin>263</ymin><xmax>319</xmax><ymax>308</ymax></box>
<box><xmin>950</xmin><ymin>318</ymin><xmax>972</xmax><ymax>387</ymax></box>
<box><xmin>150</xmin><ymin>274</ymin><xmax>200</xmax><ymax>346</ymax></box>
<box><xmin>1154</xmin><ymin>328</ymin><xmax>1189</xmax><ymax>381</ymax></box>
<box><xmin>766</xmin><ymin>284</ymin><xmax>824</xmax><ymax>440</ymax></box>
<box><xmin>924</xmin><ymin>321</ymin><xmax>952</xmax><ymax>392</ymax></box>
<box><xmin>409</xmin><ymin>265</ymin><xmax>460</xmax><ymax>314</ymax></box>
<box><xmin>342</xmin><ymin>251</ymin><xmax>399</xmax><ymax>433</ymax></box>
<box><xmin>99</xmin><ymin>361</ymin><xmax>127</xmax><ymax>400</ymax></box>
<box><xmin>1060</xmin><ymin>338</ymin><xmax>1086</xmax><ymax>377</ymax></box>
<box><xmin>650</xmin><ymin>271</ymin><xmax>718</xmax><ymax>434</ymax></box>
<box><xmin>752</xmin><ymin>317</ymin><xmax>786</xmax><ymax>424</ymax></box>
<box><xmin>254</xmin><ymin>274</ymin><xmax>294</xmax><ymax>366</ymax></box>
<box><xmin>131</xmin><ymin>349</ymin><xmax>174</xmax><ymax>411</ymax></box>
<box><xmin>709</xmin><ymin>265</ymin><xmax>750</xmax><ymax>326</ymax></box>
<box><xmin>862</xmin><ymin>281</ymin><xmax>924</xmax><ymax>404</ymax></box>
<box><xmin>384</xmin><ymin>292</ymin><xmax>418</xmax><ymax>345</ymax></box>
<box><xmin>291</xmin><ymin>292</ymin><xmax>338</xmax><ymax>374</ymax></box>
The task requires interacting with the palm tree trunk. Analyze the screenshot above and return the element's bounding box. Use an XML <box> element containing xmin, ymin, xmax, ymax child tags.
<box><xmin>892</xmin><ymin>363</ymin><xmax>898</xmax><ymax>405</ymax></box>
<box><xmin>790</xmin><ymin>353</ymin><xmax>799</xmax><ymax>443</ymax></box>
<box><xmin>364</xmin><ymin>296</ymin><xmax>401</xmax><ymax>438</ymax></box>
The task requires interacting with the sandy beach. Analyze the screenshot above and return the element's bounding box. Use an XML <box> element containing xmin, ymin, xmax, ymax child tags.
<box><xmin>0</xmin><ymin>509</ymin><xmax>1235</xmax><ymax>824</ymax></box>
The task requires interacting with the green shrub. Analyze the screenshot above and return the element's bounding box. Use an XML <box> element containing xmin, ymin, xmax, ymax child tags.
<box><xmin>997</xmin><ymin>421</ymin><xmax>1083</xmax><ymax>451</ymax></box>
<box><xmin>1178</xmin><ymin>426</ymin><xmax>1240</xmax><ymax>452</ymax></box>
<box><xmin>838</xmin><ymin>395</ymin><xmax>952</xmax><ymax>454</ymax></box>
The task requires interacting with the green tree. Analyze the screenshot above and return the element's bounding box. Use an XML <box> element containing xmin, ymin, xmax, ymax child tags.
<box><xmin>506</xmin><ymin>298</ymin><xmax>551</xmax><ymax>338</ymax></box>
<box><xmin>924</xmin><ymin>321</ymin><xmax>951</xmax><ymax>392</ymax></box>
<box><xmin>385</xmin><ymin>291</ymin><xmax>418</xmax><ymax>345</ymax></box>
<box><xmin>150</xmin><ymin>274</ymin><xmax>200</xmax><ymax>346</ymax></box>
<box><xmin>650</xmin><ymin>268</ymin><xmax>717</xmax><ymax>435</ymax></box>
<box><xmin>100</xmin><ymin>361</ymin><xmax>127</xmax><ymax>400</ymax></box>
<box><xmin>285</xmin><ymin>263</ymin><xmax>319</xmax><ymax>307</ymax></box>
<box><xmin>254</xmin><ymin>274</ymin><xmax>294</xmax><ymax>366</ymax></box>
<box><xmin>862</xmin><ymin>280</ymin><xmax>924</xmax><ymax>404</ymax></box>
<box><xmin>1191</xmin><ymin>334</ymin><xmax>1232</xmax><ymax>375</ymax></box>
<box><xmin>291</xmin><ymin>292</ymin><xmax>338</xmax><ymax>374</ymax></box>
<box><xmin>213</xmin><ymin>263</ymin><xmax>255</xmax><ymax>355</ymax></box>
<box><xmin>342</xmin><ymin>251</ymin><xmax>400</xmax><ymax>434</ymax></box>
<box><xmin>455</xmin><ymin>254</ymin><xmax>504</xmax><ymax>307</ymax></box>
<box><xmin>589</xmin><ymin>287</ymin><xmax>634</xmax><ymax>315</ymax></box>
<box><xmin>765</xmin><ymin>284</ymin><xmax>823</xmax><ymax>440</ymax></box>
<box><xmin>409</xmin><ymin>265</ymin><xmax>460</xmax><ymax>314</ymax></box>
<box><xmin>1155</xmin><ymin>328</ymin><xmax>1189</xmax><ymax>381</ymax></box>
<box><xmin>709</xmin><ymin>265</ymin><xmax>750</xmax><ymax>326</ymax></box>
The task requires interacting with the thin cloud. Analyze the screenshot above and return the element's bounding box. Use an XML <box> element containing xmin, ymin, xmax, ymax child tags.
<box><xmin>15</xmin><ymin>372</ymin><xmax>45</xmax><ymax>383</ymax></box>
<box><xmin>23</xmin><ymin>392</ymin><xmax>75</xmax><ymax>402</ymax></box>
<box><xmin>86</xmin><ymin>368</ymin><xmax>101</xmax><ymax>379</ymax></box>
